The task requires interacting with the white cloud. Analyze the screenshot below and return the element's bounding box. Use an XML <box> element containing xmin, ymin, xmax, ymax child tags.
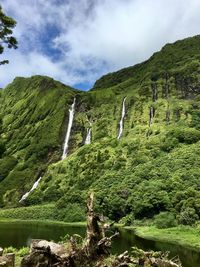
<box><xmin>0</xmin><ymin>49</ymin><xmax>90</xmax><ymax>88</ymax></box>
<box><xmin>1</xmin><ymin>0</ymin><xmax>200</xmax><ymax>89</ymax></box>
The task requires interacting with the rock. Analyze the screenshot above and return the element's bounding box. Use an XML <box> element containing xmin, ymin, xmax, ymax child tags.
<box><xmin>0</xmin><ymin>253</ymin><xmax>15</xmax><ymax>267</ymax></box>
<box><xmin>21</xmin><ymin>240</ymin><xmax>68</xmax><ymax>267</ymax></box>
<box><xmin>5</xmin><ymin>253</ymin><xmax>15</xmax><ymax>267</ymax></box>
<box><xmin>20</xmin><ymin>193</ymin><xmax>183</xmax><ymax>267</ymax></box>
<box><xmin>21</xmin><ymin>246</ymin><xmax>57</xmax><ymax>267</ymax></box>
<box><xmin>31</xmin><ymin>239</ymin><xmax>66</xmax><ymax>256</ymax></box>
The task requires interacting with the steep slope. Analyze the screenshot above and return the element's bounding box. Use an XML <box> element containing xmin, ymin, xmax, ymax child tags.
<box><xmin>0</xmin><ymin>35</ymin><xmax>200</xmax><ymax>223</ymax></box>
<box><xmin>26</xmin><ymin>36</ymin><xmax>200</xmax><ymax>222</ymax></box>
<box><xmin>93</xmin><ymin>35</ymin><xmax>200</xmax><ymax>90</ymax></box>
<box><xmin>0</xmin><ymin>75</ymin><xmax>78</xmax><ymax>206</ymax></box>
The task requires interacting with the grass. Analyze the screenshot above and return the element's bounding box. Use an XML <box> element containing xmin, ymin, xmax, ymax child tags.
<box><xmin>132</xmin><ymin>225</ymin><xmax>200</xmax><ymax>252</ymax></box>
<box><xmin>1</xmin><ymin>209</ymin><xmax>200</xmax><ymax>253</ymax></box>
<box><xmin>0</xmin><ymin>204</ymin><xmax>56</xmax><ymax>220</ymax></box>
<box><xmin>0</xmin><ymin>203</ymin><xmax>87</xmax><ymax>225</ymax></box>
<box><xmin>0</xmin><ymin>202</ymin><xmax>86</xmax><ymax>222</ymax></box>
<box><xmin>1</xmin><ymin>219</ymin><xmax>200</xmax><ymax>266</ymax></box>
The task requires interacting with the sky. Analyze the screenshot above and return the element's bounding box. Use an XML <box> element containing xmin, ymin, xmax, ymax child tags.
<box><xmin>1</xmin><ymin>0</ymin><xmax>200</xmax><ymax>91</ymax></box>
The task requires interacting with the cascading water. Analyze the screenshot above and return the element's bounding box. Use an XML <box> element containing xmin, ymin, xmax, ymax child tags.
<box><xmin>19</xmin><ymin>177</ymin><xmax>42</xmax><ymax>202</ymax></box>
<box><xmin>85</xmin><ymin>128</ymin><xmax>92</xmax><ymax>145</ymax></box>
<box><xmin>149</xmin><ymin>106</ymin><xmax>154</xmax><ymax>125</ymax></box>
<box><xmin>117</xmin><ymin>97</ymin><xmax>126</xmax><ymax>140</ymax></box>
<box><xmin>62</xmin><ymin>97</ymin><xmax>76</xmax><ymax>159</ymax></box>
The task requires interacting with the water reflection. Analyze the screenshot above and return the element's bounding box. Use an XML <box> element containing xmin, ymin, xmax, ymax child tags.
<box><xmin>0</xmin><ymin>222</ymin><xmax>199</xmax><ymax>267</ymax></box>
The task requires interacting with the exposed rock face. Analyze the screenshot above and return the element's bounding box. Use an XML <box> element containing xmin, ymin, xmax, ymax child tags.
<box><xmin>0</xmin><ymin>252</ymin><xmax>15</xmax><ymax>267</ymax></box>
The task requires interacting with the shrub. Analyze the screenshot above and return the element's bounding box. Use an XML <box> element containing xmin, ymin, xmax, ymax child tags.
<box><xmin>0</xmin><ymin>204</ymin><xmax>56</xmax><ymax>220</ymax></box>
<box><xmin>4</xmin><ymin>247</ymin><xmax>17</xmax><ymax>254</ymax></box>
<box><xmin>17</xmin><ymin>247</ymin><xmax>29</xmax><ymax>257</ymax></box>
<box><xmin>154</xmin><ymin>212</ymin><xmax>177</xmax><ymax>229</ymax></box>
<box><xmin>0</xmin><ymin>156</ymin><xmax>18</xmax><ymax>182</ymax></box>
<box><xmin>119</xmin><ymin>214</ymin><xmax>135</xmax><ymax>226</ymax></box>
<box><xmin>177</xmin><ymin>208</ymin><xmax>199</xmax><ymax>226</ymax></box>
<box><xmin>55</xmin><ymin>203</ymin><xmax>86</xmax><ymax>222</ymax></box>
<box><xmin>160</xmin><ymin>137</ymin><xmax>179</xmax><ymax>152</ymax></box>
<box><xmin>168</xmin><ymin>128</ymin><xmax>200</xmax><ymax>144</ymax></box>
<box><xmin>43</xmin><ymin>185</ymin><xmax>62</xmax><ymax>202</ymax></box>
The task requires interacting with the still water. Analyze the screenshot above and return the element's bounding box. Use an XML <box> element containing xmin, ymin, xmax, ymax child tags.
<box><xmin>0</xmin><ymin>221</ymin><xmax>199</xmax><ymax>267</ymax></box>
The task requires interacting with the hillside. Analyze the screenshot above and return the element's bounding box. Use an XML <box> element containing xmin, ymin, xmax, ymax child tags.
<box><xmin>0</xmin><ymin>35</ymin><xmax>200</xmax><ymax>224</ymax></box>
<box><xmin>93</xmin><ymin>35</ymin><xmax>200</xmax><ymax>90</ymax></box>
<box><xmin>0</xmin><ymin>76</ymin><xmax>77</xmax><ymax>207</ymax></box>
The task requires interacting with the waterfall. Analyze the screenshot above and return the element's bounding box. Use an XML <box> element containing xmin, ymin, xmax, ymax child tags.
<box><xmin>117</xmin><ymin>97</ymin><xmax>126</xmax><ymax>140</ymax></box>
<box><xmin>149</xmin><ymin>106</ymin><xmax>154</xmax><ymax>125</ymax></box>
<box><xmin>62</xmin><ymin>97</ymin><xmax>76</xmax><ymax>159</ymax></box>
<box><xmin>19</xmin><ymin>177</ymin><xmax>42</xmax><ymax>202</ymax></box>
<box><xmin>85</xmin><ymin>128</ymin><xmax>92</xmax><ymax>145</ymax></box>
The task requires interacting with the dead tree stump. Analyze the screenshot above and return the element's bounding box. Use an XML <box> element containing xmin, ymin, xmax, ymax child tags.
<box><xmin>20</xmin><ymin>192</ymin><xmax>182</xmax><ymax>267</ymax></box>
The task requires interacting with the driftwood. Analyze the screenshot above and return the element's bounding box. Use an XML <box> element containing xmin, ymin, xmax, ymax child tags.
<box><xmin>131</xmin><ymin>248</ymin><xmax>182</xmax><ymax>267</ymax></box>
<box><xmin>20</xmin><ymin>193</ymin><xmax>182</xmax><ymax>267</ymax></box>
<box><xmin>110</xmin><ymin>251</ymin><xmax>131</xmax><ymax>267</ymax></box>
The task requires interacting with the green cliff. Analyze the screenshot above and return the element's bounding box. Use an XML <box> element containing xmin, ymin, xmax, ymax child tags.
<box><xmin>0</xmin><ymin>35</ymin><xmax>199</xmax><ymax>223</ymax></box>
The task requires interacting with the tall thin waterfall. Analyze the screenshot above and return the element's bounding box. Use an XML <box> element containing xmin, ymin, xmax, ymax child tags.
<box><xmin>85</xmin><ymin>128</ymin><xmax>92</xmax><ymax>144</ymax></box>
<box><xmin>19</xmin><ymin>177</ymin><xmax>42</xmax><ymax>202</ymax></box>
<box><xmin>62</xmin><ymin>97</ymin><xmax>76</xmax><ymax>159</ymax></box>
<box><xmin>149</xmin><ymin>106</ymin><xmax>154</xmax><ymax>126</ymax></box>
<box><xmin>117</xmin><ymin>97</ymin><xmax>126</xmax><ymax>140</ymax></box>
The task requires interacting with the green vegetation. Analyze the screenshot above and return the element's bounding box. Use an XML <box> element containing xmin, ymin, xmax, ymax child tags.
<box><xmin>134</xmin><ymin>225</ymin><xmax>200</xmax><ymax>251</ymax></box>
<box><xmin>3</xmin><ymin>246</ymin><xmax>29</xmax><ymax>267</ymax></box>
<box><xmin>0</xmin><ymin>204</ymin><xmax>56</xmax><ymax>220</ymax></box>
<box><xmin>93</xmin><ymin>35</ymin><xmax>200</xmax><ymax>90</ymax></box>
<box><xmin>0</xmin><ymin>4</ymin><xmax>18</xmax><ymax>65</ymax></box>
<box><xmin>0</xmin><ymin>35</ymin><xmax>199</xmax><ymax>229</ymax></box>
<box><xmin>154</xmin><ymin>212</ymin><xmax>177</xmax><ymax>229</ymax></box>
<box><xmin>0</xmin><ymin>203</ymin><xmax>85</xmax><ymax>222</ymax></box>
<box><xmin>0</xmin><ymin>75</ymin><xmax>77</xmax><ymax>207</ymax></box>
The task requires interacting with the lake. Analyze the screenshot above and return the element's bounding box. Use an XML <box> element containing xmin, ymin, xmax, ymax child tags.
<box><xmin>0</xmin><ymin>221</ymin><xmax>199</xmax><ymax>267</ymax></box>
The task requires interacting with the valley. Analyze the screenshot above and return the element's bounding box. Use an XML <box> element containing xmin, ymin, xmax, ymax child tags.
<box><xmin>0</xmin><ymin>35</ymin><xmax>200</xmax><ymax>266</ymax></box>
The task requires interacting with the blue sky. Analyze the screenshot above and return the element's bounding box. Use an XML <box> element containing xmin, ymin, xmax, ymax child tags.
<box><xmin>1</xmin><ymin>0</ymin><xmax>200</xmax><ymax>91</ymax></box>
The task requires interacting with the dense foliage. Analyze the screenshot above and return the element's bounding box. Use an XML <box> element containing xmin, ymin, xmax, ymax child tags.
<box><xmin>0</xmin><ymin>35</ymin><xmax>200</xmax><ymax>225</ymax></box>
<box><xmin>0</xmin><ymin>5</ymin><xmax>18</xmax><ymax>65</ymax></box>
<box><xmin>0</xmin><ymin>76</ymin><xmax>77</xmax><ymax>206</ymax></box>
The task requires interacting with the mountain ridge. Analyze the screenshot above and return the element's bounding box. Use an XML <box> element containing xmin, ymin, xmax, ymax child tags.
<box><xmin>93</xmin><ymin>34</ymin><xmax>200</xmax><ymax>91</ymax></box>
<box><xmin>0</xmin><ymin>35</ymin><xmax>199</xmax><ymax>224</ymax></box>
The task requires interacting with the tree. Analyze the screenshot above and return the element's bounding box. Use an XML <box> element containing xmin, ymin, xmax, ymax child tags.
<box><xmin>0</xmin><ymin>5</ymin><xmax>18</xmax><ymax>65</ymax></box>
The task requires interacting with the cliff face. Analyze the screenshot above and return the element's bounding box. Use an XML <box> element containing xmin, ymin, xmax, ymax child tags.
<box><xmin>0</xmin><ymin>75</ymin><xmax>77</xmax><ymax>206</ymax></box>
<box><xmin>0</xmin><ymin>36</ymin><xmax>200</xmax><ymax>222</ymax></box>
